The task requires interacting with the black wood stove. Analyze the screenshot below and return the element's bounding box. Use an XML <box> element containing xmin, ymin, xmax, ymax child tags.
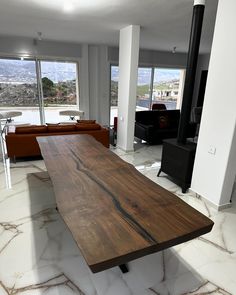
<box><xmin>158</xmin><ymin>0</ymin><xmax>205</xmax><ymax>193</ymax></box>
<box><xmin>158</xmin><ymin>139</ymin><xmax>196</xmax><ymax>193</ymax></box>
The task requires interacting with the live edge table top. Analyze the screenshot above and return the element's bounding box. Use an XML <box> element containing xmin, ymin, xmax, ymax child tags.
<box><xmin>37</xmin><ymin>134</ymin><xmax>214</xmax><ymax>273</ymax></box>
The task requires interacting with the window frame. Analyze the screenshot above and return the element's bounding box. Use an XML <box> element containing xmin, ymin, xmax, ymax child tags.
<box><xmin>0</xmin><ymin>54</ymin><xmax>80</xmax><ymax>125</ymax></box>
<box><xmin>109</xmin><ymin>64</ymin><xmax>186</xmax><ymax>125</ymax></box>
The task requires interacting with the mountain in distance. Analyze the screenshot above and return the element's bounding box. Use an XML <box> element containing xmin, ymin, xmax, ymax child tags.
<box><xmin>41</xmin><ymin>61</ymin><xmax>77</xmax><ymax>82</ymax></box>
<box><xmin>0</xmin><ymin>59</ymin><xmax>181</xmax><ymax>85</ymax></box>
<box><xmin>0</xmin><ymin>59</ymin><xmax>36</xmax><ymax>82</ymax></box>
<box><xmin>111</xmin><ymin>66</ymin><xmax>180</xmax><ymax>85</ymax></box>
<box><xmin>0</xmin><ymin>59</ymin><xmax>77</xmax><ymax>83</ymax></box>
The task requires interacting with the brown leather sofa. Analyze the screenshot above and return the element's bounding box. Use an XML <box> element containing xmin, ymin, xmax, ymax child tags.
<box><xmin>6</xmin><ymin>123</ymin><xmax>109</xmax><ymax>159</ymax></box>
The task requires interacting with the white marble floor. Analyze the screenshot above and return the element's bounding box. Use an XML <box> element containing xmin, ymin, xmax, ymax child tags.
<box><xmin>0</xmin><ymin>141</ymin><xmax>236</xmax><ymax>295</ymax></box>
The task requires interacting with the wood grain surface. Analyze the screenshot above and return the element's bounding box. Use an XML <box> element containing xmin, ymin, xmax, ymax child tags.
<box><xmin>37</xmin><ymin>134</ymin><xmax>214</xmax><ymax>273</ymax></box>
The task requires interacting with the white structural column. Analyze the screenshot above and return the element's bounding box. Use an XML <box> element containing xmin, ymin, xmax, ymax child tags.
<box><xmin>191</xmin><ymin>0</ymin><xmax>236</xmax><ymax>208</ymax></box>
<box><xmin>117</xmin><ymin>25</ymin><xmax>140</xmax><ymax>152</ymax></box>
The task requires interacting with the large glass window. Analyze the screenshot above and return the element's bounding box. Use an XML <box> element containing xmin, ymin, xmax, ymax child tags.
<box><xmin>136</xmin><ymin>67</ymin><xmax>152</xmax><ymax>111</ymax></box>
<box><xmin>110</xmin><ymin>65</ymin><xmax>119</xmax><ymax>125</ymax></box>
<box><xmin>40</xmin><ymin>61</ymin><xmax>78</xmax><ymax>123</ymax></box>
<box><xmin>110</xmin><ymin>65</ymin><xmax>185</xmax><ymax>125</ymax></box>
<box><xmin>0</xmin><ymin>57</ymin><xmax>79</xmax><ymax>125</ymax></box>
<box><xmin>0</xmin><ymin>58</ymin><xmax>41</xmax><ymax>124</ymax></box>
<box><xmin>152</xmin><ymin>68</ymin><xmax>182</xmax><ymax>110</ymax></box>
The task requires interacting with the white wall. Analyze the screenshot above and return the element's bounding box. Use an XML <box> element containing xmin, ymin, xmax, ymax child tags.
<box><xmin>0</xmin><ymin>35</ymin><xmax>82</xmax><ymax>58</ymax></box>
<box><xmin>221</xmin><ymin>126</ymin><xmax>236</xmax><ymax>204</ymax></box>
<box><xmin>191</xmin><ymin>0</ymin><xmax>236</xmax><ymax>207</ymax></box>
<box><xmin>108</xmin><ymin>46</ymin><xmax>187</xmax><ymax>68</ymax></box>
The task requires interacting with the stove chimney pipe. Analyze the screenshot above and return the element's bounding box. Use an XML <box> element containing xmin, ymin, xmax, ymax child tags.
<box><xmin>177</xmin><ymin>0</ymin><xmax>206</xmax><ymax>144</ymax></box>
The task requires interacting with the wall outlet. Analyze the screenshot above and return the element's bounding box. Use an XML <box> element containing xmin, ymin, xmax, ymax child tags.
<box><xmin>208</xmin><ymin>146</ymin><xmax>216</xmax><ymax>155</ymax></box>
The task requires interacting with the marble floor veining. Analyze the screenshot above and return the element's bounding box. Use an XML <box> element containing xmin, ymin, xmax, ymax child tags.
<box><xmin>0</xmin><ymin>141</ymin><xmax>236</xmax><ymax>295</ymax></box>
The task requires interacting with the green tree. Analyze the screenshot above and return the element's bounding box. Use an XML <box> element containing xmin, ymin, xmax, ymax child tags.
<box><xmin>137</xmin><ymin>84</ymin><xmax>149</xmax><ymax>97</ymax></box>
<box><xmin>42</xmin><ymin>77</ymin><xmax>54</xmax><ymax>97</ymax></box>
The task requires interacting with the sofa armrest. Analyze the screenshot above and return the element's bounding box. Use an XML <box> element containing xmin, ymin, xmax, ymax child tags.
<box><xmin>135</xmin><ymin>122</ymin><xmax>155</xmax><ymax>142</ymax></box>
<box><xmin>136</xmin><ymin>122</ymin><xmax>154</xmax><ymax>130</ymax></box>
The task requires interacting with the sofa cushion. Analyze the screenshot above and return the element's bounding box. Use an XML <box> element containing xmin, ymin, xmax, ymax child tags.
<box><xmin>15</xmin><ymin>126</ymin><xmax>48</xmax><ymax>134</ymax></box>
<box><xmin>77</xmin><ymin>119</ymin><xmax>96</xmax><ymax>124</ymax></box>
<box><xmin>75</xmin><ymin>123</ymin><xmax>101</xmax><ymax>131</ymax></box>
<box><xmin>47</xmin><ymin>125</ymin><xmax>76</xmax><ymax>132</ymax></box>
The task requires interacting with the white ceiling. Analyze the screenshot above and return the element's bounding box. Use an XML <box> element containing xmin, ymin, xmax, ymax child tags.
<box><xmin>0</xmin><ymin>0</ymin><xmax>218</xmax><ymax>53</ymax></box>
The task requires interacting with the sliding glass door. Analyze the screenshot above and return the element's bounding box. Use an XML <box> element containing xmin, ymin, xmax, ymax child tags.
<box><xmin>110</xmin><ymin>65</ymin><xmax>185</xmax><ymax>125</ymax></box>
<box><xmin>40</xmin><ymin>61</ymin><xmax>78</xmax><ymax>123</ymax></box>
<box><xmin>0</xmin><ymin>58</ymin><xmax>41</xmax><ymax>124</ymax></box>
<box><xmin>110</xmin><ymin>66</ymin><xmax>153</xmax><ymax>125</ymax></box>
<box><xmin>0</xmin><ymin>57</ymin><xmax>79</xmax><ymax>125</ymax></box>
<box><xmin>136</xmin><ymin>67</ymin><xmax>153</xmax><ymax>110</ymax></box>
<box><xmin>110</xmin><ymin>65</ymin><xmax>119</xmax><ymax>125</ymax></box>
<box><xmin>152</xmin><ymin>68</ymin><xmax>182</xmax><ymax>110</ymax></box>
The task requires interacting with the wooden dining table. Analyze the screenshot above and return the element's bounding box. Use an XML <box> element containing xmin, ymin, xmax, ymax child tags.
<box><xmin>37</xmin><ymin>134</ymin><xmax>214</xmax><ymax>273</ymax></box>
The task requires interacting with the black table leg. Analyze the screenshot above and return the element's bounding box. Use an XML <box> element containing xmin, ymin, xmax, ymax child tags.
<box><xmin>119</xmin><ymin>264</ymin><xmax>129</xmax><ymax>273</ymax></box>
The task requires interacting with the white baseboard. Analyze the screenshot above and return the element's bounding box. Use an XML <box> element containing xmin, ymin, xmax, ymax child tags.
<box><xmin>116</xmin><ymin>145</ymin><xmax>134</xmax><ymax>153</ymax></box>
<box><xmin>188</xmin><ymin>188</ymin><xmax>232</xmax><ymax>211</ymax></box>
